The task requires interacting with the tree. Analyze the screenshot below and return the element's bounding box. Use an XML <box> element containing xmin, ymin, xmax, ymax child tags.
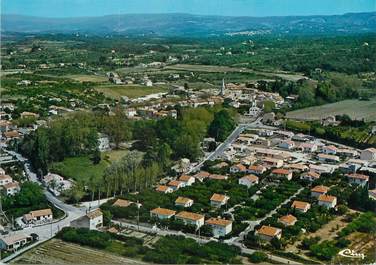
<box><xmin>263</xmin><ymin>100</ymin><xmax>275</xmax><ymax>113</ymax></box>
<box><xmin>102</xmin><ymin>210</ymin><xmax>113</xmax><ymax>226</ymax></box>
<box><xmin>208</xmin><ymin>110</ymin><xmax>235</xmax><ymax>142</ymax></box>
<box><xmin>92</xmin><ymin>148</ymin><xmax>101</xmax><ymax>165</ymax></box>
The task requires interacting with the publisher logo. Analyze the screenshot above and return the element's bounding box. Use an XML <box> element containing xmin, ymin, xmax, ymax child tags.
<box><xmin>338</xmin><ymin>249</ymin><xmax>365</xmax><ymax>259</ymax></box>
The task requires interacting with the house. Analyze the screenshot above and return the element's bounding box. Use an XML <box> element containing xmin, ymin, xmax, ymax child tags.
<box><xmin>23</xmin><ymin>209</ymin><xmax>53</xmax><ymax>224</ymax></box>
<box><xmin>286</xmin><ymin>164</ymin><xmax>308</xmax><ymax>172</ymax></box>
<box><xmin>178</xmin><ymin>175</ymin><xmax>195</xmax><ymax>186</ymax></box>
<box><xmin>112</xmin><ymin>199</ymin><xmax>133</xmax><ymax>207</ymax></box>
<box><xmin>291</xmin><ymin>201</ymin><xmax>311</xmax><ymax>213</ymax></box>
<box><xmin>318</xmin><ymin>195</ymin><xmax>337</xmax><ymax>209</ymax></box>
<box><xmin>210</xmin><ymin>193</ymin><xmax>230</xmax><ymax>207</ymax></box>
<box><xmin>272</xmin><ymin>169</ymin><xmax>293</xmax><ymax>180</ymax></box>
<box><xmin>346</xmin><ymin>173</ymin><xmax>369</xmax><ymax>187</ymax></box>
<box><xmin>0</xmin><ymin>174</ymin><xmax>12</xmax><ymax>186</ymax></box>
<box><xmin>301</xmin><ymin>171</ymin><xmax>321</xmax><ymax>182</ymax></box>
<box><xmin>98</xmin><ymin>133</ymin><xmax>110</xmax><ymax>151</ymax></box>
<box><xmin>193</xmin><ymin>171</ymin><xmax>211</xmax><ymax>182</ymax></box>
<box><xmin>299</xmin><ymin>143</ymin><xmax>318</xmax><ymax>153</ymax></box>
<box><xmin>360</xmin><ymin>148</ymin><xmax>376</xmax><ymax>161</ymax></box>
<box><xmin>292</xmin><ymin>133</ymin><xmax>310</xmax><ymax>142</ymax></box>
<box><xmin>230</xmin><ymin>163</ymin><xmax>247</xmax><ymax>174</ymax></box>
<box><xmin>150</xmin><ymin>207</ymin><xmax>176</xmax><ymax>220</ymax></box>
<box><xmin>205</xmin><ymin>218</ymin><xmax>233</xmax><ymax>237</ymax></box>
<box><xmin>167</xmin><ymin>180</ymin><xmax>185</xmax><ymax>190</ymax></box>
<box><xmin>248</xmin><ymin>165</ymin><xmax>267</xmax><ymax>175</ymax></box>
<box><xmin>309</xmin><ymin>164</ymin><xmax>334</xmax><ymax>174</ymax></box>
<box><xmin>337</xmin><ymin>149</ymin><xmax>358</xmax><ymax>158</ymax></box>
<box><xmin>263</xmin><ymin>157</ymin><xmax>284</xmax><ymax>168</ymax></box>
<box><xmin>3</xmin><ymin>130</ymin><xmax>20</xmax><ymax>140</ymax></box>
<box><xmin>20</xmin><ymin>111</ymin><xmax>39</xmax><ymax>119</ymax></box>
<box><xmin>317</xmin><ymin>154</ymin><xmax>340</xmax><ymax>163</ymax></box>
<box><xmin>322</xmin><ymin>145</ymin><xmax>337</xmax><ymax>155</ymax></box>
<box><xmin>71</xmin><ymin>209</ymin><xmax>103</xmax><ymax>230</ymax></box>
<box><xmin>175</xmin><ymin>197</ymin><xmax>194</xmax><ymax>208</ymax></box>
<box><xmin>175</xmin><ymin>211</ymin><xmax>205</xmax><ymax>228</ymax></box>
<box><xmin>368</xmin><ymin>189</ymin><xmax>376</xmax><ymax>200</ymax></box>
<box><xmin>278</xmin><ymin>214</ymin><xmax>297</xmax><ymax>226</ymax></box>
<box><xmin>3</xmin><ymin>181</ymin><xmax>20</xmax><ymax>196</ymax></box>
<box><xmin>0</xmin><ymin>234</ymin><xmax>31</xmax><ymax>251</ymax></box>
<box><xmin>155</xmin><ymin>185</ymin><xmax>173</xmax><ymax>193</ymax></box>
<box><xmin>239</xmin><ymin>174</ymin><xmax>259</xmax><ymax>188</ymax></box>
<box><xmin>212</xmin><ymin>162</ymin><xmax>229</xmax><ymax>169</ymax></box>
<box><xmin>311</xmin><ymin>185</ymin><xmax>329</xmax><ymax>198</ymax></box>
<box><xmin>255</xmin><ymin>225</ymin><xmax>282</xmax><ymax>241</ymax></box>
<box><xmin>279</xmin><ymin>140</ymin><xmax>295</xmax><ymax>150</ymax></box>
<box><xmin>208</xmin><ymin>174</ymin><xmax>228</xmax><ymax>181</ymax></box>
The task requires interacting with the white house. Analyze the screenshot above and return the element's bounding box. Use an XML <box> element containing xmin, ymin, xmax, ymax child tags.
<box><xmin>255</xmin><ymin>225</ymin><xmax>282</xmax><ymax>241</ymax></box>
<box><xmin>205</xmin><ymin>218</ymin><xmax>233</xmax><ymax>238</ymax></box>
<box><xmin>318</xmin><ymin>195</ymin><xmax>337</xmax><ymax>209</ymax></box>
<box><xmin>210</xmin><ymin>193</ymin><xmax>230</xmax><ymax>207</ymax></box>
<box><xmin>0</xmin><ymin>234</ymin><xmax>31</xmax><ymax>251</ymax></box>
<box><xmin>322</xmin><ymin>145</ymin><xmax>337</xmax><ymax>155</ymax></box>
<box><xmin>346</xmin><ymin>173</ymin><xmax>369</xmax><ymax>187</ymax></box>
<box><xmin>155</xmin><ymin>185</ymin><xmax>173</xmax><ymax>193</ymax></box>
<box><xmin>279</xmin><ymin>140</ymin><xmax>295</xmax><ymax>150</ymax></box>
<box><xmin>3</xmin><ymin>182</ymin><xmax>20</xmax><ymax>196</ymax></box>
<box><xmin>278</xmin><ymin>214</ymin><xmax>297</xmax><ymax>226</ymax></box>
<box><xmin>300</xmin><ymin>171</ymin><xmax>320</xmax><ymax>182</ymax></box>
<box><xmin>299</xmin><ymin>143</ymin><xmax>318</xmax><ymax>153</ymax></box>
<box><xmin>0</xmin><ymin>174</ymin><xmax>12</xmax><ymax>186</ymax></box>
<box><xmin>71</xmin><ymin>209</ymin><xmax>103</xmax><ymax>230</ymax></box>
<box><xmin>98</xmin><ymin>133</ymin><xmax>110</xmax><ymax>151</ymax></box>
<box><xmin>150</xmin><ymin>207</ymin><xmax>176</xmax><ymax>220</ymax></box>
<box><xmin>311</xmin><ymin>185</ymin><xmax>329</xmax><ymax>198</ymax></box>
<box><xmin>175</xmin><ymin>197</ymin><xmax>194</xmax><ymax>208</ymax></box>
<box><xmin>178</xmin><ymin>175</ymin><xmax>195</xmax><ymax>186</ymax></box>
<box><xmin>23</xmin><ymin>209</ymin><xmax>53</xmax><ymax>225</ymax></box>
<box><xmin>248</xmin><ymin>165</ymin><xmax>267</xmax><ymax>175</ymax></box>
<box><xmin>167</xmin><ymin>180</ymin><xmax>185</xmax><ymax>190</ymax></box>
<box><xmin>263</xmin><ymin>157</ymin><xmax>284</xmax><ymax>168</ymax></box>
<box><xmin>317</xmin><ymin>154</ymin><xmax>340</xmax><ymax>164</ymax></box>
<box><xmin>239</xmin><ymin>174</ymin><xmax>259</xmax><ymax>188</ymax></box>
<box><xmin>360</xmin><ymin>148</ymin><xmax>376</xmax><ymax>161</ymax></box>
<box><xmin>291</xmin><ymin>200</ymin><xmax>311</xmax><ymax>213</ymax></box>
<box><xmin>175</xmin><ymin>211</ymin><xmax>205</xmax><ymax>228</ymax></box>
<box><xmin>272</xmin><ymin>169</ymin><xmax>293</xmax><ymax>180</ymax></box>
<box><xmin>230</xmin><ymin>163</ymin><xmax>247</xmax><ymax>174</ymax></box>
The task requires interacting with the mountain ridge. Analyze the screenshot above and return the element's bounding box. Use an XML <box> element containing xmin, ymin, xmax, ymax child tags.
<box><xmin>2</xmin><ymin>12</ymin><xmax>376</xmax><ymax>36</ymax></box>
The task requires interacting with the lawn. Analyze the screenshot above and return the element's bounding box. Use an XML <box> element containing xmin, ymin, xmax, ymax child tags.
<box><xmin>49</xmin><ymin>150</ymin><xmax>129</xmax><ymax>183</ymax></box>
<box><xmin>286</xmin><ymin>98</ymin><xmax>376</xmax><ymax>122</ymax></box>
<box><xmin>50</xmin><ymin>156</ymin><xmax>109</xmax><ymax>183</ymax></box>
<box><xmin>95</xmin><ymin>84</ymin><xmax>167</xmax><ymax>99</ymax></box>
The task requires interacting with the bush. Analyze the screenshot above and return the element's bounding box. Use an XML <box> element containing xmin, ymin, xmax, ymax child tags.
<box><xmin>249</xmin><ymin>251</ymin><xmax>268</xmax><ymax>263</ymax></box>
<box><xmin>57</xmin><ymin>227</ymin><xmax>111</xmax><ymax>249</ymax></box>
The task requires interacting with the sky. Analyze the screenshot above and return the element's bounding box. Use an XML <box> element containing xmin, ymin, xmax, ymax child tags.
<box><xmin>1</xmin><ymin>0</ymin><xmax>375</xmax><ymax>18</ymax></box>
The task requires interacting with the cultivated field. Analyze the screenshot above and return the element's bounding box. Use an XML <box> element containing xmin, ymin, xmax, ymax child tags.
<box><xmin>66</xmin><ymin>74</ymin><xmax>108</xmax><ymax>83</ymax></box>
<box><xmin>11</xmin><ymin>239</ymin><xmax>145</xmax><ymax>264</ymax></box>
<box><xmin>95</xmin><ymin>84</ymin><xmax>167</xmax><ymax>99</ymax></box>
<box><xmin>286</xmin><ymin>98</ymin><xmax>376</xmax><ymax>122</ymax></box>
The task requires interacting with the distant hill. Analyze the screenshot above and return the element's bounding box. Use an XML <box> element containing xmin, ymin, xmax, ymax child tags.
<box><xmin>2</xmin><ymin>12</ymin><xmax>376</xmax><ymax>37</ymax></box>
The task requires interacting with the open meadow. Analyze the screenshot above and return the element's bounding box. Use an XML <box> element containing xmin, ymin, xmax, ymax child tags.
<box><xmin>286</xmin><ymin>98</ymin><xmax>376</xmax><ymax>122</ymax></box>
<box><xmin>95</xmin><ymin>84</ymin><xmax>167</xmax><ymax>99</ymax></box>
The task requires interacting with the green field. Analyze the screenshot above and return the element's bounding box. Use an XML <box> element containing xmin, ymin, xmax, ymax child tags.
<box><xmin>66</xmin><ymin>74</ymin><xmax>108</xmax><ymax>83</ymax></box>
<box><xmin>50</xmin><ymin>156</ymin><xmax>109</xmax><ymax>183</ymax></box>
<box><xmin>95</xmin><ymin>84</ymin><xmax>167</xmax><ymax>99</ymax></box>
<box><xmin>286</xmin><ymin>98</ymin><xmax>376</xmax><ymax>122</ymax></box>
<box><xmin>49</xmin><ymin>150</ymin><xmax>128</xmax><ymax>183</ymax></box>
